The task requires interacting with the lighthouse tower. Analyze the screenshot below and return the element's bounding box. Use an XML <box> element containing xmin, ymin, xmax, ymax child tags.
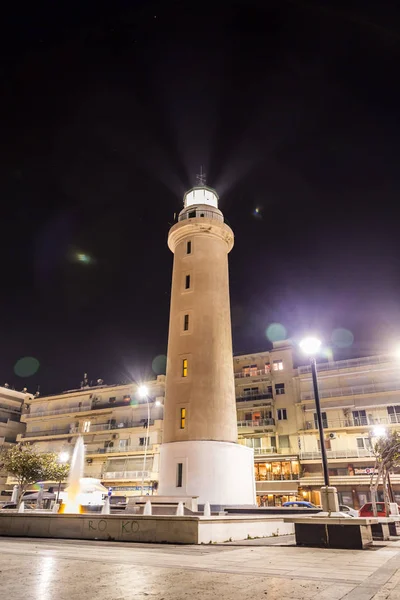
<box><xmin>158</xmin><ymin>177</ymin><xmax>255</xmax><ymax>506</ymax></box>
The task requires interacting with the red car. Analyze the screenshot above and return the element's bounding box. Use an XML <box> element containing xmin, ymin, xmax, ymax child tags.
<box><xmin>359</xmin><ymin>502</ymin><xmax>387</xmax><ymax>517</ymax></box>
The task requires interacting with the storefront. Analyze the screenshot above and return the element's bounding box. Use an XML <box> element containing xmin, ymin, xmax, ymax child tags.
<box><xmin>255</xmin><ymin>457</ymin><xmax>300</xmax><ymax>506</ymax></box>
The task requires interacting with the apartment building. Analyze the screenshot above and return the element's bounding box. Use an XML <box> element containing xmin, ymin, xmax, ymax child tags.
<box><xmin>5</xmin><ymin>344</ymin><xmax>400</xmax><ymax>508</ymax></box>
<box><xmin>234</xmin><ymin>344</ymin><xmax>400</xmax><ymax>507</ymax></box>
<box><xmin>296</xmin><ymin>353</ymin><xmax>400</xmax><ymax>508</ymax></box>
<box><xmin>234</xmin><ymin>340</ymin><xmax>301</xmax><ymax>506</ymax></box>
<box><xmin>0</xmin><ymin>385</ymin><xmax>33</xmax><ymax>492</ymax></box>
<box><xmin>16</xmin><ymin>377</ymin><xmax>165</xmax><ymax>496</ymax></box>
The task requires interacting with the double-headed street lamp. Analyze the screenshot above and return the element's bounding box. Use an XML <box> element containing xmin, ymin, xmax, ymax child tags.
<box><xmin>138</xmin><ymin>385</ymin><xmax>162</xmax><ymax>496</ymax></box>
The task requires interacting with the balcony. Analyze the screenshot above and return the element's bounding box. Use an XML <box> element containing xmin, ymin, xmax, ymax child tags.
<box><xmin>299</xmin><ymin>449</ymin><xmax>375</xmax><ymax>461</ymax></box>
<box><xmin>299</xmin><ymin>474</ymin><xmax>400</xmax><ymax>486</ymax></box>
<box><xmin>234</xmin><ymin>370</ymin><xmax>270</xmax><ymax>379</ymax></box>
<box><xmin>236</xmin><ymin>393</ymin><xmax>273</xmax><ymax>403</ymax></box>
<box><xmin>21</xmin><ymin>427</ymin><xmax>71</xmax><ymax>439</ymax></box>
<box><xmin>256</xmin><ymin>474</ymin><xmax>299</xmax><ymax>481</ymax></box>
<box><xmin>24</xmin><ymin>398</ymin><xmax>162</xmax><ymax>420</ymax></box>
<box><xmin>21</xmin><ymin>420</ymin><xmax>156</xmax><ymax>439</ymax></box>
<box><xmin>301</xmin><ymin>380</ymin><xmax>400</xmax><ymax>401</ymax></box>
<box><xmin>253</xmin><ymin>447</ymin><xmax>277</xmax><ymax>455</ymax></box>
<box><xmin>102</xmin><ymin>470</ymin><xmax>151</xmax><ymax>481</ymax></box>
<box><xmin>303</xmin><ymin>415</ymin><xmax>400</xmax><ymax>431</ymax></box>
<box><xmin>0</xmin><ymin>403</ymin><xmax>21</xmax><ymax>414</ymax></box>
<box><xmin>298</xmin><ymin>353</ymin><xmax>393</xmax><ymax>375</ymax></box>
<box><xmin>237</xmin><ymin>419</ymin><xmax>275</xmax><ymax>428</ymax></box>
<box><xmin>87</xmin><ymin>445</ymin><xmax>155</xmax><ymax>455</ymax></box>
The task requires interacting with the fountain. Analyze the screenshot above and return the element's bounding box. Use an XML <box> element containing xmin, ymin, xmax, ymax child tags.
<box><xmin>59</xmin><ymin>436</ymin><xmax>85</xmax><ymax>514</ymax></box>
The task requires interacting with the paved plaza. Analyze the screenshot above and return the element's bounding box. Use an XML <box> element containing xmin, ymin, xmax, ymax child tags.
<box><xmin>1</xmin><ymin>537</ymin><xmax>400</xmax><ymax>600</ymax></box>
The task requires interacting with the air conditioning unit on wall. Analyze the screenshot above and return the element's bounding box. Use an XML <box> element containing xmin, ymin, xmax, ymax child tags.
<box><xmin>329</xmin><ymin>432</ymin><xmax>337</xmax><ymax>439</ymax></box>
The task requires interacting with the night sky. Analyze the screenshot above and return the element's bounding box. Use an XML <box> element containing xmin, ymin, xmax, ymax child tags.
<box><xmin>1</xmin><ymin>1</ymin><xmax>400</xmax><ymax>394</ymax></box>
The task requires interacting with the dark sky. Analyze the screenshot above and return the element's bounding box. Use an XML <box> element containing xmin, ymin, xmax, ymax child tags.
<box><xmin>1</xmin><ymin>1</ymin><xmax>400</xmax><ymax>394</ymax></box>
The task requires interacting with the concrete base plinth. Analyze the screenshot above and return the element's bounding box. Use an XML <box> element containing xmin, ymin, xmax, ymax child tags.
<box><xmin>320</xmin><ymin>486</ymin><xmax>340</xmax><ymax>512</ymax></box>
<box><xmin>284</xmin><ymin>517</ymin><xmax>377</xmax><ymax>549</ymax></box>
<box><xmin>0</xmin><ymin>513</ymin><xmax>293</xmax><ymax>544</ymax></box>
<box><xmin>158</xmin><ymin>440</ymin><xmax>256</xmax><ymax>506</ymax></box>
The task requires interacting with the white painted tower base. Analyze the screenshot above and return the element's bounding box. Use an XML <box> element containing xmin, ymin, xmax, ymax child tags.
<box><xmin>158</xmin><ymin>441</ymin><xmax>256</xmax><ymax>506</ymax></box>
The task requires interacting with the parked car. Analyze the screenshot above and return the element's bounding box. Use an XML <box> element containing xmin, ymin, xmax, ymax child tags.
<box><xmin>339</xmin><ymin>505</ymin><xmax>358</xmax><ymax>518</ymax></box>
<box><xmin>359</xmin><ymin>502</ymin><xmax>387</xmax><ymax>517</ymax></box>
<box><xmin>282</xmin><ymin>501</ymin><xmax>319</xmax><ymax>508</ymax></box>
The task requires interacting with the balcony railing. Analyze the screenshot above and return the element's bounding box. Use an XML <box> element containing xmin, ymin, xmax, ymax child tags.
<box><xmin>21</xmin><ymin>427</ymin><xmax>71</xmax><ymax>438</ymax></box>
<box><xmin>234</xmin><ymin>370</ymin><xmax>270</xmax><ymax>379</ymax></box>
<box><xmin>301</xmin><ymin>380</ymin><xmax>400</xmax><ymax>401</ymax></box>
<box><xmin>237</xmin><ymin>419</ymin><xmax>275</xmax><ymax>428</ymax></box>
<box><xmin>303</xmin><ymin>415</ymin><xmax>400</xmax><ymax>430</ymax></box>
<box><xmin>21</xmin><ymin>420</ymin><xmax>156</xmax><ymax>439</ymax></box>
<box><xmin>253</xmin><ymin>447</ymin><xmax>277</xmax><ymax>455</ymax></box>
<box><xmin>178</xmin><ymin>209</ymin><xmax>223</xmax><ymax>223</ymax></box>
<box><xmin>0</xmin><ymin>403</ymin><xmax>21</xmax><ymax>414</ymax></box>
<box><xmin>25</xmin><ymin>398</ymin><xmax>162</xmax><ymax>419</ymax></box>
<box><xmin>255</xmin><ymin>474</ymin><xmax>299</xmax><ymax>481</ymax></box>
<box><xmin>299</xmin><ymin>449</ymin><xmax>375</xmax><ymax>460</ymax></box>
<box><xmin>102</xmin><ymin>470</ymin><xmax>151</xmax><ymax>480</ymax></box>
<box><xmin>236</xmin><ymin>393</ymin><xmax>273</xmax><ymax>403</ymax></box>
<box><xmin>87</xmin><ymin>445</ymin><xmax>154</xmax><ymax>455</ymax></box>
<box><xmin>298</xmin><ymin>353</ymin><xmax>393</xmax><ymax>375</ymax></box>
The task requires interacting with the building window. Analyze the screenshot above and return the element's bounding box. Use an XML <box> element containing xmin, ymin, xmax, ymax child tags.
<box><xmin>265</xmin><ymin>363</ymin><xmax>271</xmax><ymax>373</ymax></box>
<box><xmin>177</xmin><ymin>462</ymin><xmax>183</xmax><ymax>487</ymax></box>
<box><xmin>185</xmin><ymin>274</ymin><xmax>191</xmax><ymax>289</ymax></box>
<box><xmin>275</xmin><ymin>383</ymin><xmax>285</xmax><ymax>395</ymax></box>
<box><xmin>314</xmin><ymin>412</ymin><xmax>328</xmax><ymax>428</ymax></box>
<box><xmin>277</xmin><ymin>409</ymin><xmax>287</xmax><ymax>421</ymax></box>
<box><xmin>388</xmin><ymin>406</ymin><xmax>400</xmax><ymax>423</ymax></box>
<box><xmin>119</xmin><ymin>439</ymin><xmax>129</xmax><ymax>449</ymax></box>
<box><xmin>352</xmin><ymin>410</ymin><xmax>367</xmax><ymax>426</ymax></box>
<box><xmin>243</xmin><ymin>387</ymin><xmax>259</xmax><ymax>396</ymax></box>
<box><xmin>184</xmin><ymin>314</ymin><xmax>189</xmax><ymax>331</ymax></box>
<box><xmin>273</xmin><ymin>360</ymin><xmax>283</xmax><ymax>371</ymax></box>
<box><xmin>182</xmin><ymin>359</ymin><xmax>188</xmax><ymax>377</ymax></box>
<box><xmin>180</xmin><ymin>408</ymin><xmax>186</xmax><ymax>429</ymax></box>
<box><xmin>139</xmin><ymin>437</ymin><xmax>150</xmax><ymax>446</ymax></box>
<box><xmin>356</xmin><ymin>437</ymin><xmax>371</xmax><ymax>450</ymax></box>
<box><xmin>279</xmin><ymin>435</ymin><xmax>290</xmax><ymax>448</ymax></box>
<box><xmin>188</xmin><ymin>211</ymin><xmax>196</xmax><ymax>218</ymax></box>
<box><xmin>187</xmin><ymin>241</ymin><xmax>192</xmax><ymax>254</ymax></box>
<box><xmin>83</xmin><ymin>420</ymin><xmax>91</xmax><ymax>432</ymax></box>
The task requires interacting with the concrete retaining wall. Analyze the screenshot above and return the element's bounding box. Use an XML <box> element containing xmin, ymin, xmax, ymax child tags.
<box><xmin>0</xmin><ymin>513</ymin><xmax>293</xmax><ymax>544</ymax></box>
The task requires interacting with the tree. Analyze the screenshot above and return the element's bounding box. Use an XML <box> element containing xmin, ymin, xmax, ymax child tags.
<box><xmin>370</xmin><ymin>431</ymin><xmax>400</xmax><ymax>516</ymax></box>
<box><xmin>0</xmin><ymin>445</ymin><xmax>69</xmax><ymax>506</ymax></box>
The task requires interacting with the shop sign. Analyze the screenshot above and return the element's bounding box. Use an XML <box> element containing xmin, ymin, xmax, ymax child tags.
<box><xmin>354</xmin><ymin>467</ymin><xmax>378</xmax><ymax>475</ymax></box>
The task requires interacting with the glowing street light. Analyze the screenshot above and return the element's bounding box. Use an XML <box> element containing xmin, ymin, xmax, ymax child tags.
<box><xmin>58</xmin><ymin>451</ymin><xmax>70</xmax><ymax>464</ymax></box>
<box><xmin>138</xmin><ymin>385</ymin><xmax>149</xmax><ymax>398</ymax></box>
<box><xmin>299</xmin><ymin>337</ymin><xmax>322</xmax><ymax>355</ymax></box>
<box><xmin>300</xmin><ymin>336</ymin><xmax>330</xmax><ymax>490</ymax></box>
<box><xmin>372</xmin><ymin>426</ymin><xmax>386</xmax><ymax>438</ymax></box>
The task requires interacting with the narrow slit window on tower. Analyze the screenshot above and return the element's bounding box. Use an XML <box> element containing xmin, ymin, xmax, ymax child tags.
<box><xmin>180</xmin><ymin>407</ymin><xmax>186</xmax><ymax>429</ymax></box>
<box><xmin>185</xmin><ymin>274</ymin><xmax>191</xmax><ymax>289</ymax></box>
<box><xmin>184</xmin><ymin>314</ymin><xmax>189</xmax><ymax>331</ymax></box>
<box><xmin>177</xmin><ymin>462</ymin><xmax>183</xmax><ymax>487</ymax></box>
<box><xmin>182</xmin><ymin>359</ymin><xmax>188</xmax><ymax>377</ymax></box>
<box><xmin>187</xmin><ymin>240</ymin><xmax>191</xmax><ymax>254</ymax></box>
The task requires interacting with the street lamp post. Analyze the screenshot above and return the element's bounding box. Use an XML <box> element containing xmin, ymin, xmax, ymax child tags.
<box><xmin>57</xmin><ymin>451</ymin><xmax>70</xmax><ymax>503</ymax></box>
<box><xmin>300</xmin><ymin>337</ymin><xmax>338</xmax><ymax>512</ymax></box>
<box><xmin>138</xmin><ymin>385</ymin><xmax>162</xmax><ymax>496</ymax></box>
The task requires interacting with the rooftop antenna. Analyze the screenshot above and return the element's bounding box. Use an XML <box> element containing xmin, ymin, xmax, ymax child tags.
<box><xmin>196</xmin><ymin>165</ymin><xmax>206</xmax><ymax>186</ymax></box>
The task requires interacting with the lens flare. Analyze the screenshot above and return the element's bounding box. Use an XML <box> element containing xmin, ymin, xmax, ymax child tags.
<box><xmin>266</xmin><ymin>323</ymin><xmax>287</xmax><ymax>342</ymax></box>
<box><xmin>14</xmin><ymin>356</ymin><xmax>40</xmax><ymax>378</ymax></box>
<box><xmin>331</xmin><ymin>328</ymin><xmax>354</xmax><ymax>348</ymax></box>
